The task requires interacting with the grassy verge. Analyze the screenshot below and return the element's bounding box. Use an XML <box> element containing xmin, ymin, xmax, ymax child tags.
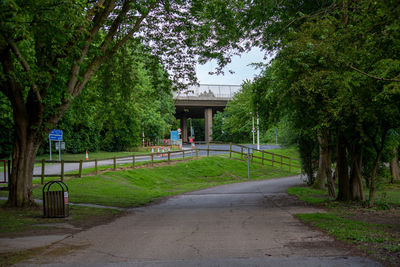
<box><xmin>288</xmin><ymin>183</ymin><xmax>400</xmax><ymax>265</ymax></box>
<box><xmin>31</xmin><ymin>156</ymin><xmax>297</xmax><ymax>207</ymax></box>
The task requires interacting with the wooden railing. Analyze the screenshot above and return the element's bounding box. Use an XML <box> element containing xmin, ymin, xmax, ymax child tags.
<box><xmin>30</xmin><ymin>143</ymin><xmax>301</xmax><ymax>184</ymax></box>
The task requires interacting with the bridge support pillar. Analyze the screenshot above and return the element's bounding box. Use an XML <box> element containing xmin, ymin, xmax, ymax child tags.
<box><xmin>205</xmin><ymin>108</ymin><xmax>213</xmax><ymax>142</ymax></box>
<box><xmin>181</xmin><ymin>117</ymin><xmax>188</xmax><ymax>142</ymax></box>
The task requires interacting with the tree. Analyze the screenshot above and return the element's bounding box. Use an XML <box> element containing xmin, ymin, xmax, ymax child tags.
<box><xmin>251</xmin><ymin>1</ymin><xmax>400</xmax><ymax>203</ymax></box>
<box><xmin>0</xmin><ymin>0</ymin><xmax>256</xmax><ymax>207</ymax></box>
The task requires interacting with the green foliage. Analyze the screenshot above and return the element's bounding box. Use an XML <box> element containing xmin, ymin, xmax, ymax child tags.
<box><xmin>41</xmin><ymin>41</ymin><xmax>175</xmax><ymax>153</ymax></box>
<box><xmin>0</xmin><ymin>93</ymin><xmax>13</xmax><ymax>158</ymax></box>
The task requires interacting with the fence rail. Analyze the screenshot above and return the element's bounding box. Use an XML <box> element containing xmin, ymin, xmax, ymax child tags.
<box><xmin>7</xmin><ymin>143</ymin><xmax>301</xmax><ymax>185</ymax></box>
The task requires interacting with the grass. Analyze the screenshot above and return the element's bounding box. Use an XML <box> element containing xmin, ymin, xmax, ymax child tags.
<box><xmin>30</xmin><ymin>156</ymin><xmax>297</xmax><ymax>207</ymax></box>
<box><xmin>288</xmin><ymin>183</ymin><xmax>400</xmax><ymax>265</ymax></box>
<box><xmin>295</xmin><ymin>212</ymin><xmax>397</xmax><ymax>244</ymax></box>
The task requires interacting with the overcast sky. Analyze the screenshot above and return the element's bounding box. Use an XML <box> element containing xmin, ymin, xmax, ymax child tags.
<box><xmin>195</xmin><ymin>47</ymin><xmax>268</xmax><ymax>85</ymax></box>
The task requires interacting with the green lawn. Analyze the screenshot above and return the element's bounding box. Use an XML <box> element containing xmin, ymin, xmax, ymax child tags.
<box><xmin>30</xmin><ymin>156</ymin><xmax>297</xmax><ymax>208</ymax></box>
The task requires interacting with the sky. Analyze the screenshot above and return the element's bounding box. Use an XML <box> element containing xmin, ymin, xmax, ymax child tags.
<box><xmin>195</xmin><ymin>47</ymin><xmax>268</xmax><ymax>85</ymax></box>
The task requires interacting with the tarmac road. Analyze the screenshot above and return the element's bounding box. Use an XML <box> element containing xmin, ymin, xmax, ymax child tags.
<box><xmin>19</xmin><ymin>176</ymin><xmax>380</xmax><ymax>266</ymax></box>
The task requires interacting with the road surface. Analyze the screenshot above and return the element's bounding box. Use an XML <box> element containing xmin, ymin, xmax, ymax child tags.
<box><xmin>20</xmin><ymin>176</ymin><xmax>380</xmax><ymax>266</ymax></box>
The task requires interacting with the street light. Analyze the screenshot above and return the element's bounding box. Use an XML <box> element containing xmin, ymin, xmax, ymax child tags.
<box><xmin>250</xmin><ymin>112</ymin><xmax>255</xmax><ymax>145</ymax></box>
<box><xmin>257</xmin><ymin>113</ymin><xmax>260</xmax><ymax>150</ymax></box>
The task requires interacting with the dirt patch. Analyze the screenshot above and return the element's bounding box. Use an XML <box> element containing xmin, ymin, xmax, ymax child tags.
<box><xmin>345</xmin><ymin>208</ymin><xmax>400</xmax><ymax>232</ymax></box>
<box><xmin>0</xmin><ymin>209</ymin><xmax>127</xmax><ymax>239</ymax></box>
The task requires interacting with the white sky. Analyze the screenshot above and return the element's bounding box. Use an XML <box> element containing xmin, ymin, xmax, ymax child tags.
<box><xmin>195</xmin><ymin>47</ymin><xmax>267</xmax><ymax>85</ymax></box>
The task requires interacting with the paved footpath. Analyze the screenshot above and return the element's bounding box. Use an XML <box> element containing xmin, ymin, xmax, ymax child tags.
<box><xmin>18</xmin><ymin>176</ymin><xmax>380</xmax><ymax>266</ymax></box>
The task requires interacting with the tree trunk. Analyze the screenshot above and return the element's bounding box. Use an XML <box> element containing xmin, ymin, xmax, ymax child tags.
<box><xmin>6</xmin><ymin>102</ymin><xmax>42</xmax><ymax>207</ymax></box>
<box><xmin>390</xmin><ymin>146</ymin><xmax>400</xmax><ymax>183</ymax></box>
<box><xmin>336</xmin><ymin>130</ymin><xmax>351</xmax><ymax>201</ymax></box>
<box><xmin>369</xmin><ymin>151</ymin><xmax>383</xmax><ymax>206</ymax></box>
<box><xmin>314</xmin><ymin>130</ymin><xmax>335</xmax><ymax>198</ymax></box>
<box><xmin>325</xmin><ymin>145</ymin><xmax>335</xmax><ymax>199</ymax></box>
<box><xmin>348</xmin><ymin>142</ymin><xmax>364</xmax><ymax>201</ymax></box>
<box><xmin>314</xmin><ymin>131</ymin><xmax>328</xmax><ymax>189</ymax></box>
<box><xmin>7</xmin><ymin>137</ymin><xmax>41</xmax><ymax>207</ymax></box>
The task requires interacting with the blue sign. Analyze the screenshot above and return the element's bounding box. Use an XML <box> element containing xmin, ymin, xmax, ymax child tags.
<box><xmin>170</xmin><ymin>131</ymin><xmax>179</xmax><ymax>141</ymax></box>
<box><xmin>49</xmin><ymin>129</ymin><xmax>63</xmax><ymax>141</ymax></box>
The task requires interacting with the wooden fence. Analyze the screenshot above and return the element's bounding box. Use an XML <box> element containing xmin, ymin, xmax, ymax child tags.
<box><xmin>32</xmin><ymin>143</ymin><xmax>301</xmax><ymax>184</ymax></box>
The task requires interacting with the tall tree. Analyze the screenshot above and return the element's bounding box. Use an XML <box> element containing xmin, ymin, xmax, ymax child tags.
<box><xmin>0</xmin><ymin>0</ymin><xmax>256</xmax><ymax>207</ymax></box>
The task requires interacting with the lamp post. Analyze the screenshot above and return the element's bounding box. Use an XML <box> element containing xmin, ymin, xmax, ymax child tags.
<box><xmin>257</xmin><ymin>113</ymin><xmax>260</xmax><ymax>150</ymax></box>
<box><xmin>250</xmin><ymin>112</ymin><xmax>255</xmax><ymax>145</ymax></box>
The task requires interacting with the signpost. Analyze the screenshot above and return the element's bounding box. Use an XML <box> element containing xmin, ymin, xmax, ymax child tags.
<box><xmin>49</xmin><ymin>130</ymin><xmax>63</xmax><ymax>161</ymax></box>
<box><xmin>170</xmin><ymin>131</ymin><xmax>179</xmax><ymax>141</ymax></box>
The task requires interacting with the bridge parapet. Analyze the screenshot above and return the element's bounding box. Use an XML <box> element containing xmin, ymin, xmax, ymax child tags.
<box><xmin>174</xmin><ymin>84</ymin><xmax>241</xmax><ymax>100</ymax></box>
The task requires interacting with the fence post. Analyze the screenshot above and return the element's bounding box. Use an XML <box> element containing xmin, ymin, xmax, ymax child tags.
<box><xmin>182</xmin><ymin>150</ymin><xmax>185</xmax><ymax>160</ymax></box>
<box><xmin>151</xmin><ymin>154</ymin><xmax>154</xmax><ymax>166</ymax></box>
<box><xmin>132</xmin><ymin>155</ymin><xmax>135</xmax><ymax>168</ymax></box>
<box><xmin>280</xmin><ymin>156</ymin><xmax>283</xmax><ymax>168</ymax></box>
<box><xmin>78</xmin><ymin>160</ymin><xmax>83</xmax><ymax>178</ymax></box>
<box><xmin>229</xmin><ymin>143</ymin><xmax>232</xmax><ymax>159</ymax></box>
<box><xmin>41</xmin><ymin>159</ymin><xmax>45</xmax><ymax>185</ymax></box>
<box><xmin>241</xmin><ymin>147</ymin><xmax>243</xmax><ymax>160</ymax></box>
<box><xmin>272</xmin><ymin>154</ymin><xmax>274</xmax><ymax>167</ymax></box>
<box><xmin>113</xmin><ymin>157</ymin><xmax>116</xmax><ymax>170</ymax></box>
<box><xmin>95</xmin><ymin>159</ymin><xmax>98</xmax><ymax>175</ymax></box>
<box><xmin>207</xmin><ymin>142</ymin><xmax>210</xmax><ymax>157</ymax></box>
<box><xmin>61</xmin><ymin>160</ymin><xmax>64</xmax><ymax>181</ymax></box>
<box><xmin>262</xmin><ymin>151</ymin><xmax>264</xmax><ymax>166</ymax></box>
<box><xmin>168</xmin><ymin>151</ymin><xmax>170</xmax><ymax>162</ymax></box>
<box><xmin>7</xmin><ymin>159</ymin><xmax>11</xmax><ymax>182</ymax></box>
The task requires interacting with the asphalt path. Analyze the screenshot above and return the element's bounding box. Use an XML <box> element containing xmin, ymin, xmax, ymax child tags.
<box><xmin>20</xmin><ymin>176</ymin><xmax>380</xmax><ymax>266</ymax></box>
<box><xmin>31</xmin><ymin>144</ymin><xmax>280</xmax><ymax>178</ymax></box>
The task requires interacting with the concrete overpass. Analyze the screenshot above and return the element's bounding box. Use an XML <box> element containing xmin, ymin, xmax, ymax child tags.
<box><xmin>174</xmin><ymin>84</ymin><xmax>241</xmax><ymax>142</ymax></box>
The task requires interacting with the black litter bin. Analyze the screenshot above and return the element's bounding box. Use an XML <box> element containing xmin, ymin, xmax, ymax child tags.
<box><xmin>43</xmin><ymin>181</ymin><xmax>69</xmax><ymax>218</ymax></box>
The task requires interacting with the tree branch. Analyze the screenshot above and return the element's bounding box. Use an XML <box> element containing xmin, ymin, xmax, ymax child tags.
<box><xmin>347</xmin><ymin>64</ymin><xmax>400</xmax><ymax>82</ymax></box>
<box><xmin>7</xmin><ymin>40</ymin><xmax>42</xmax><ymax>102</ymax></box>
<box><xmin>73</xmin><ymin>1</ymin><xmax>158</xmax><ymax>96</ymax></box>
<box><xmin>66</xmin><ymin>0</ymin><xmax>116</xmax><ymax>95</ymax></box>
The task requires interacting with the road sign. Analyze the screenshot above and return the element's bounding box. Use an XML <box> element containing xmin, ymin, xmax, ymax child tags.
<box><xmin>55</xmin><ymin>142</ymin><xmax>65</xmax><ymax>150</ymax></box>
<box><xmin>49</xmin><ymin>129</ymin><xmax>63</xmax><ymax>141</ymax></box>
<box><xmin>170</xmin><ymin>131</ymin><xmax>179</xmax><ymax>141</ymax></box>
